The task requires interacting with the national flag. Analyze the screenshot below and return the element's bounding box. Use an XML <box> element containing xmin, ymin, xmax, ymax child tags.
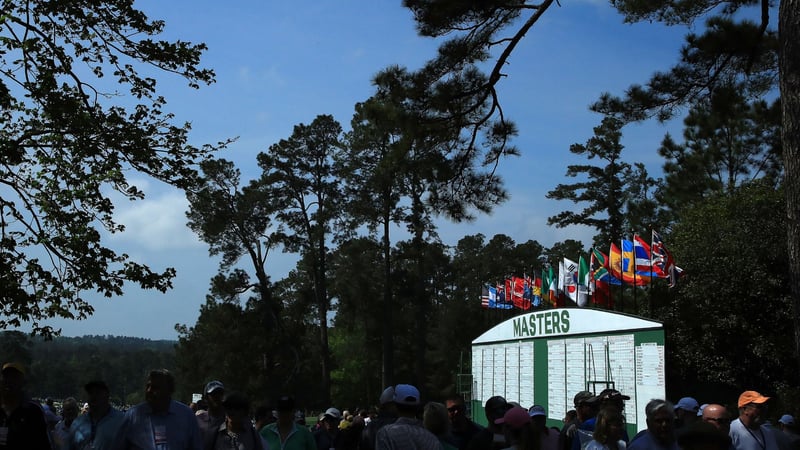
<box><xmin>532</xmin><ymin>276</ymin><xmax>542</xmax><ymax>307</ymax></box>
<box><xmin>548</xmin><ymin>265</ymin><xmax>558</xmax><ymax>307</ymax></box>
<box><xmin>562</xmin><ymin>258</ymin><xmax>579</xmax><ymax>303</ymax></box>
<box><xmin>511</xmin><ymin>276</ymin><xmax>529</xmax><ymax>310</ymax></box>
<box><xmin>633</xmin><ymin>234</ymin><xmax>662</xmax><ymax>277</ymax></box>
<box><xmin>652</xmin><ymin>230</ymin><xmax>684</xmax><ymax>288</ymax></box>
<box><xmin>488</xmin><ymin>284</ymin><xmax>513</xmax><ymax>309</ymax></box>
<box><xmin>577</xmin><ymin>255</ymin><xmax>590</xmax><ymax>307</ymax></box>
<box><xmin>618</xmin><ymin>240</ymin><xmax>652</xmax><ymax>286</ymax></box>
<box><xmin>592</xmin><ymin>247</ymin><xmax>622</xmax><ymax>285</ymax></box>
<box><xmin>481</xmin><ymin>284</ymin><xmax>490</xmax><ymax>308</ymax></box>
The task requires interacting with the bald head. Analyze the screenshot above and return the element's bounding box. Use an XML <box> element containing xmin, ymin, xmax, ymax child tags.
<box><xmin>702</xmin><ymin>404</ymin><xmax>731</xmax><ymax>431</ymax></box>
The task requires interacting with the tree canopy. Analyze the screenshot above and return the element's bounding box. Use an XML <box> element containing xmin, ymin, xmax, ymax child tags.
<box><xmin>0</xmin><ymin>0</ymin><xmax>224</xmax><ymax>336</ymax></box>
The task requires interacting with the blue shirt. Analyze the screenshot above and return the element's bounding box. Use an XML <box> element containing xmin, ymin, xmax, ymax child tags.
<box><xmin>114</xmin><ymin>400</ymin><xmax>202</xmax><ymax>450</ymax></box>
<box><xmin>68</xmin><ymin>407</ymin><xmax>125</xmax><ymax>450</ymax></box>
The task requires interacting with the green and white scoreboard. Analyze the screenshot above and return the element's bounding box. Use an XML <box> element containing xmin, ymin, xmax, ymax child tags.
<box><xmin>470</xmin><ymin>308</ymin><xmax>665</xmax><ymax>434</ymax></box>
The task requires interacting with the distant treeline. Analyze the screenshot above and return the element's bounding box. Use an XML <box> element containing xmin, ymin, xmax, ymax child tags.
<box><xmin>0</xmin><ymin>331</ymin><xmax>176</xmax><ymax>406</ymax></box>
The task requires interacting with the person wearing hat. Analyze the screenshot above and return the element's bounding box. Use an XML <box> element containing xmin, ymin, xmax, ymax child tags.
<box><xmin>529</xmin><ymin>405</ymin><xmax>559</xmax><ymax>450</ymax></box>
<box><xmin>375</xmin><ymin>384</ymin><xmax>441</xmax><ymax>450</ymax></box>
<box><xmin>67</xmin><ymin>380</ymin><xmax>125</xmax><ymax>450</ymax></box>
<box><xmin>314</xmin><ymin>406</ymin><xmax>343</xmax><ymax>450</ymax></box>
<box><xmin>674</xmin><ymin>397</ymin><xmax>700</xmax><ymax>432</ymax></box>
<box><xmin>52</xmin><ymin>397</ymin><xmax>79</xmax><ymax>450</ymax></box>
<box><xmin>730</xmin><ymin>390</ymin><xmax>779</xmax><ymax>450</ymax></box>
<box><xmin>562</xmin><ymin>391</ymin><xmax>596</xmax><ymax>450</ymax></box>
<box><xmin>467</xmin><ymin>395</ymin><xmax>511</xmax><ymax>450</ymax></box>
<box><xmin>572</xmin><ymin>389</ymin><xmax>631</xmax><ymax>450</ymax></box>
<box><xmin>0</xmin><ymin>362</ymin><xmax>51</xmax><ymax>450</ymax></box>
<box><xmin>494</xmin><ymin>405</ymin><xmax>530</xmax><ymax>449</ymax></box>
<box><xmin>261</xmin><ymin>395</ymin><xmax>315</xmax><ymax>450</ymax></box>
<box><xmin>776</xmin><ymin>414</ymin><xmax>800</xmax><ymax>449</ymax></box>
<box><xmin>114</xmin><ymin>368</ymin><xmax>202</xmax><ymax>450</ymax></box>
<box><xmin>361</xmin><ymin>386</ymin><xmax>399</xmax><ymax>450</ymax></box>
<box><xmin>628</xmin><ymin>399</ymin><xmax>678</xmax><ymax>450</ymax></box>
<box><xmin>197</xmin><ymin>380</ymin><xmax>226</xmax><ymax>443</ymax></box>
<box><xmin>445</xmin><ymin>394</ymin><xmax>482</xmax><ymax>450</ymax></box>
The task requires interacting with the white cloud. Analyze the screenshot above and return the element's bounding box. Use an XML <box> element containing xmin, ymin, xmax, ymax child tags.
<box><xmin>111</xmin><ymin>190</ymin><xmax>202</xmax><ymax>251</ymax></box>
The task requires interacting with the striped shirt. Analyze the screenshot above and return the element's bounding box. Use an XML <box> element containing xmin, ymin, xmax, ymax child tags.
<box><xmin>376</xmin><ymin>417</ymin><xmax>443</xmax><ymax>450</ymax></box>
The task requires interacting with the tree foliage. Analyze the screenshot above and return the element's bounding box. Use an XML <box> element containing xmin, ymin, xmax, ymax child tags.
<box><xmin>0</xmin><ymin>0</ymin><xmax>224</xmax><ymax>336</ymax></box>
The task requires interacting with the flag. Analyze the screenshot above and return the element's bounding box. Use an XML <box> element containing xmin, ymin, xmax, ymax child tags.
<box><xmin>548</xmin><ymin>265</ymin><xmax>558</xmax><ymax>307</ymax></box>
<box><xmin>592</xmin><ymin>247</ymin><xmax>622</xmax><ymax>285</ymax></box>
<box><xmin>481</xmin><ymin>284</ymin><xmax>490</xmax><ymax>308</ymax></box>
<box><xmin>562</xmin><ymin>258</ymin><xmax>579</xmax><ymax>303</ymax></box>
<box><xmin>633</xmin><ymin>234</ymin><xmax>662</xmax><ymax>277</ymax></box>
<box><xmin>532</xmin><ymin>275</ymin><xmax>542</xmax><ymax>307</ymax></box>
<box><xmin>511</xmin><ymin>276</ymin><xmax>529</xmax><ymax>310</ymax></box>
<box><xmin>488</xmin><ymin>284</ymin><xmax>513</xmax><ymax>309</ymax></box>
<box><xmin>577</xmin><ymin>255</ymin><xmax>590</xmax><ymax>307</ymax></box>
<box><xmin>617</xmin><ymin>240</ymin><xmax>651</xmax><ymax>286</ymax></box>
<box><xmin>652</xmin><ymin>230</ymin><xmax>684</xmax><ymax>288</ymax></box>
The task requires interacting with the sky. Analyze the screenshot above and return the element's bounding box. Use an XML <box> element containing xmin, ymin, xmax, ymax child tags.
<box><xmin>25</xmin><ymin>0</ymin><xmax>695</xmax><ymax>340</ymax></box>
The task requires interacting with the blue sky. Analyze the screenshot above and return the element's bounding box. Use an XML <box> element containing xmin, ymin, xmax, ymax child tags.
<box><xmin>32</xmin><ymin>0</ymin><xmax>692</xmax><ymax>340</ymax></box>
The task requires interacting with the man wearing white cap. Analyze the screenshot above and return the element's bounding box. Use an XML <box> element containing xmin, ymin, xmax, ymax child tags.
<box><xmin>730</xmin><ymin>390</ymin><xmax>779</xmax><ymax>450</ymax></box>
<box><xmin>314</xmin><ymin>407</ymin><xmax>342</xmax><ymax>450</ymax></box>
<box><xmin>376</xmin><ymin>384</ymin><xmax>440</xmax><ymax>450</ymax></box>
<box><xmin>197</xmin><ymin>380</ymin><xmax>226</xmax><ymax>443</ymax></box>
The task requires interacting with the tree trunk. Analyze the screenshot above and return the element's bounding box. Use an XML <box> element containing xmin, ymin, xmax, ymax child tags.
<box><xmin>780</xmin><ymin>0</ymin><xmax>800</xmax><ymax>371</ymax></box>
<box><xmin>382</xmin><ymin>206</ymin><xmax>394</xmax><ymax>388</ymax></box>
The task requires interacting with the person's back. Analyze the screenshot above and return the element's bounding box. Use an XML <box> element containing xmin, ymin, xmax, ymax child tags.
<box><xmin>375</xmin><ymin>384</ymin><xmax>441</xmax><ymax>450</ymax></box>
<box><xmin>0</xmin><ymin>362</ymin><xmax>51</xmax><ymax>450</ymax></box>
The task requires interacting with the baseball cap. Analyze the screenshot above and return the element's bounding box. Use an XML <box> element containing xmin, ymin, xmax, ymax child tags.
<box><xmin>205</xmin><ymin>380</ymin><xmax>225</xmax><ymax>395</ymax></box>
<box><xmin>379</xmin><ymin>386</ymin><xmax>395</xmax><ymax>405</ymax></box>
<box><xmin>393</xmin><ymin>384</ymin><xmax>421</xmax><ymax>406</ymax></box>
<box><xmin>324</xmin><ymin>407</ymin><xmax>342</xmax><ymax>420</ymax></box>
<box><xmin>779</xmin><ymin>414</ymin><xmax>795</xmax><ymax>426</ymax></box>
<box><xmin>675</xmin><ymin>397</ymin><xmax>700</xmax><ymax>412</ymax></box>
<box><xmin>738</xmin><ymin>391</ymin><xmax>770</xmax><ymax>408</ymax></box>
<box><xmin>697</xmin><ymin>403</ymin><xmax>708</xmax><ymax>417</ymax></box>
<box><xmin>574</xmin><ymin>391</ymin><xmax>594</xmax><ymax>407</ymax></box>
<box><xmin>528</xmin><ymin>405</ymin><xmax>546</xmax><ymax>417</ymax></box>
<box><xmin>591</xmin><ymin>388</ymin><xmax>630</xmax><ymax>404</ymax></box>
<box><xmin>495</xmin><ymin>406</ymin><xmax>531</xmax><ymax>429</ymax></box>
<box><xmin>1</xmin><ymin>362</ymin><xmax>25</xmax><ymax>375</ymax></box>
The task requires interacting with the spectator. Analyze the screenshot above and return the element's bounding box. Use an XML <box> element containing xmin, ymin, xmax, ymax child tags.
<box><xmin>68</xmin><ymin>380</ymin><xmax>125</xmax><ymax>450</ymax></box>
<box><xmin>584</xmin><ymin>407</ymin><xmax>626</xmax><ymax>450</ymax></box>
<box><xmin>206</xmin><ymin>392</ymin><xmax>264</xmax><ymax>450</ymax></box>
<box><xmin>360</xmin><ymin>387</ymin><xmax>398</xmax><ymax>450</ymax></box>
<box><xmin>260</xmin><ymin>395</ymin><xmax>315</xmax><ymax>450</ymax></box>
<box><xmin>114</xmin><ymin>368</ymin><xmax>202</xmax><ymax>450</ymax></box>
<box><xmin>628</xmin><ymin>399</ymin><xmax>678</xmax><ymax>450</ymax></box>
<box><xmin>375</xmin><ymin>384</ymin><xmax>441</xmax><ymax>450</ymax></box>
<box><xmin>495</xmin><ymin>406</ymin><xmax>530</xmax><ymax>450</ymax></box>
<box><xmin>423</xmin><ymin>402</ymin><xmax>459</xmax><ymax>450</ymax></box>
<box><xmin>674</xmin><ymin>397</ymin><xmax>700</xmax><ymax>432</ymax></box>
<box><xmin>467</xmin><ymin>395</ymin><xmax>511</xmax><ymax>450</ymax></box>
<box><xmin>529</xmin><ymin>405</ymin><xmax>559</xmax><ymax>450</ymax></box>
<box><xmin>729</xmin><ymin>390</ymin><xmax>779</xmax><ymax>450</ymax></box>
<box><xmin>197</xmin><ymin>380</ymin><xmax>226</xmax><ymax>443</ymax></box>
<box><xmin>701</xmin><ymin>404</ymin><xmax>732</xmax><ymax>435</ymax></box>
<box><xmin>0</xmin><ymin>362</ymin><xmax>51</xmax><ymax>450</ymax></box>
<box><xmin>776</xmin><ymin>415</ymin><xmax>800</xmax><ymax>450</ymax></box>
<box><xmin>562</xmin><ymin>391</ymin><xmax>596</xmax><ymax>450</ymax></box>
<box><xmin>314</xmin><ymin>407</ymin><xmax>342</xmax><ymax>450</ymax></box>
<box><xmin>52</xmin><ymin>397</ymin><xmax>79</xmax><ymax>450</ymax></box>
<box><xmin>445</xmin><ymin>394</ymin><xmax>483</xmax><ymax>450</ymax></box>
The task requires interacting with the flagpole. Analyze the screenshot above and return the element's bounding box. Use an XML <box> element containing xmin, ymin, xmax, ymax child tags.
<box><xmin>632</xmin><ymin>232</ymin><xmax>638</xmax><ymax>314</ymax></box>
